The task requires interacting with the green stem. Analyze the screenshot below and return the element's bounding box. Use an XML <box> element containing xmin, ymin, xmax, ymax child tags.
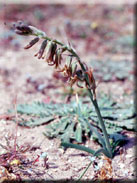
<box><xmin>77</xmin><ymin>161</ymin><xmax>92</xmax><ymax>181</ymax></box>
<box><xmin>87</xmin><ymin>89</ymin><xmax>112</xmax><ymax>158</ymax></box>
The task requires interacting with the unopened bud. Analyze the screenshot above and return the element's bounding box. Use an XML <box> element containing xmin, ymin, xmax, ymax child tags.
<box><xmin>54</xmin><ymin>48</ymin><xmax>62</xmax><ymax>68</ymax></box>
<box><xmin>14</xmin><ymin>21</ymin><xmax>33</xmax><ymax>35</ymax></box>
<box><xmin>44</xmin><ymin>41</ymin><xmax>57</xmax><ymax>63</ymax></box>
<box><xmin>35</xmin><ymin>39</ymin><xmax>48</xmax><ymax>59</ymax></box>
<box><xmin>15</xmin><ymin>30</ymin><xmax>30</xmax><ymax>36</ymax></box>
<box><xmin>24</xmin><ymin>37</ymin><xmax>39</xmax><ymax>49</ymax></box>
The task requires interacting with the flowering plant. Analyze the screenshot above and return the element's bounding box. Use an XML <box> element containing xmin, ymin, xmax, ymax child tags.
<box><xmin>13</xmin><ymin>21</ymin><xmax>113</xmax><ymax>159</ymax></box>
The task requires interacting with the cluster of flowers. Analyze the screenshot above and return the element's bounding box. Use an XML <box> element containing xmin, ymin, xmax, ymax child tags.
<box><xmin>13</xmin><ymin>21</ymin><xmax>96</xmax><ymax>99</ymax></box>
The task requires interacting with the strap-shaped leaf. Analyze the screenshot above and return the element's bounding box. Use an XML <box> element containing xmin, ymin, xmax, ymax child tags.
<box><xmin>61</xmin><ymin>142</ymin><xmax>97</xmax><ymax>155</ymax></box>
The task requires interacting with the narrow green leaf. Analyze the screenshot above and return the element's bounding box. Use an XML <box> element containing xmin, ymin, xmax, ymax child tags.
<box><xmin>61</xmin><ymin>142</ymin><xmax>97</xmax><ymax>155</ymax></box>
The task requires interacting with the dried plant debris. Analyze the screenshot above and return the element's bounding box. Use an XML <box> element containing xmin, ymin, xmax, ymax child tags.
<box><xmin>0</xmin><ymin>165</ymin><xmax>16</xmax><ymax>182</ymax></box>
<box><xmin>90</xmin><ymin>59</ymin><xmax>133</xmax><ymax>82</ymax></box>
<box><xmin>0</xmin><ymin>135</ymin><xmax>49</xmax><ymax>181</ymax></box>
<box><xmin>9</xmin><ymin>95</ymin><xmax>136</xmax><ymax>148</ymax></box>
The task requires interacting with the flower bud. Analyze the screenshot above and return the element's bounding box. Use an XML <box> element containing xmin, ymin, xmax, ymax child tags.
<box><xmin>49</xmin><ymin>43</ymin><xmax>57</xmax><ymax>62</ymax></box>
<box><xmin>54</xmin><ymin>48</ymin><xmax>63</xmax><ymax>69</ymax></box>
<box><xmin>85</xmin><ymin>67</ymin><xmax>96</xmax><ymax>99</ymax></box>
<box><xmin>44</xmin><ymin>41</ymin><xmax>57</xmax><ymax>63</ymax></box>
<box><xmin>35</xmin><ymin>40</ymin><xmax>48</xmax><ymax>59</ymax></box>
<box><xmin>15</xmin><ymin>30</ymin><xmax>29</xmax><ymax>36</ymax></box>
<box><xmin>14</xmin><ymin>21</ymin><xmax>33</xmax><ymax>35</ymax></box>
<box><xmin>24</xmin><ymin>37</ymin><xmax>39</xmax><ymax>49</ymax></box>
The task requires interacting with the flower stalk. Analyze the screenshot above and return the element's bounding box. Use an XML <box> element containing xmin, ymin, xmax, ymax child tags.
<box><xmin>13</xmin><ymin>21</ymin><xmax>112</xmax><ymax>158</ymax></box>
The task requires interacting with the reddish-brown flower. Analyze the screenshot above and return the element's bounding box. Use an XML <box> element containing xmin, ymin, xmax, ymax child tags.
<box><xmin>85</xmin><ymin>67</ymin><xmax>96</xmax><ymax>99</ymax></box>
